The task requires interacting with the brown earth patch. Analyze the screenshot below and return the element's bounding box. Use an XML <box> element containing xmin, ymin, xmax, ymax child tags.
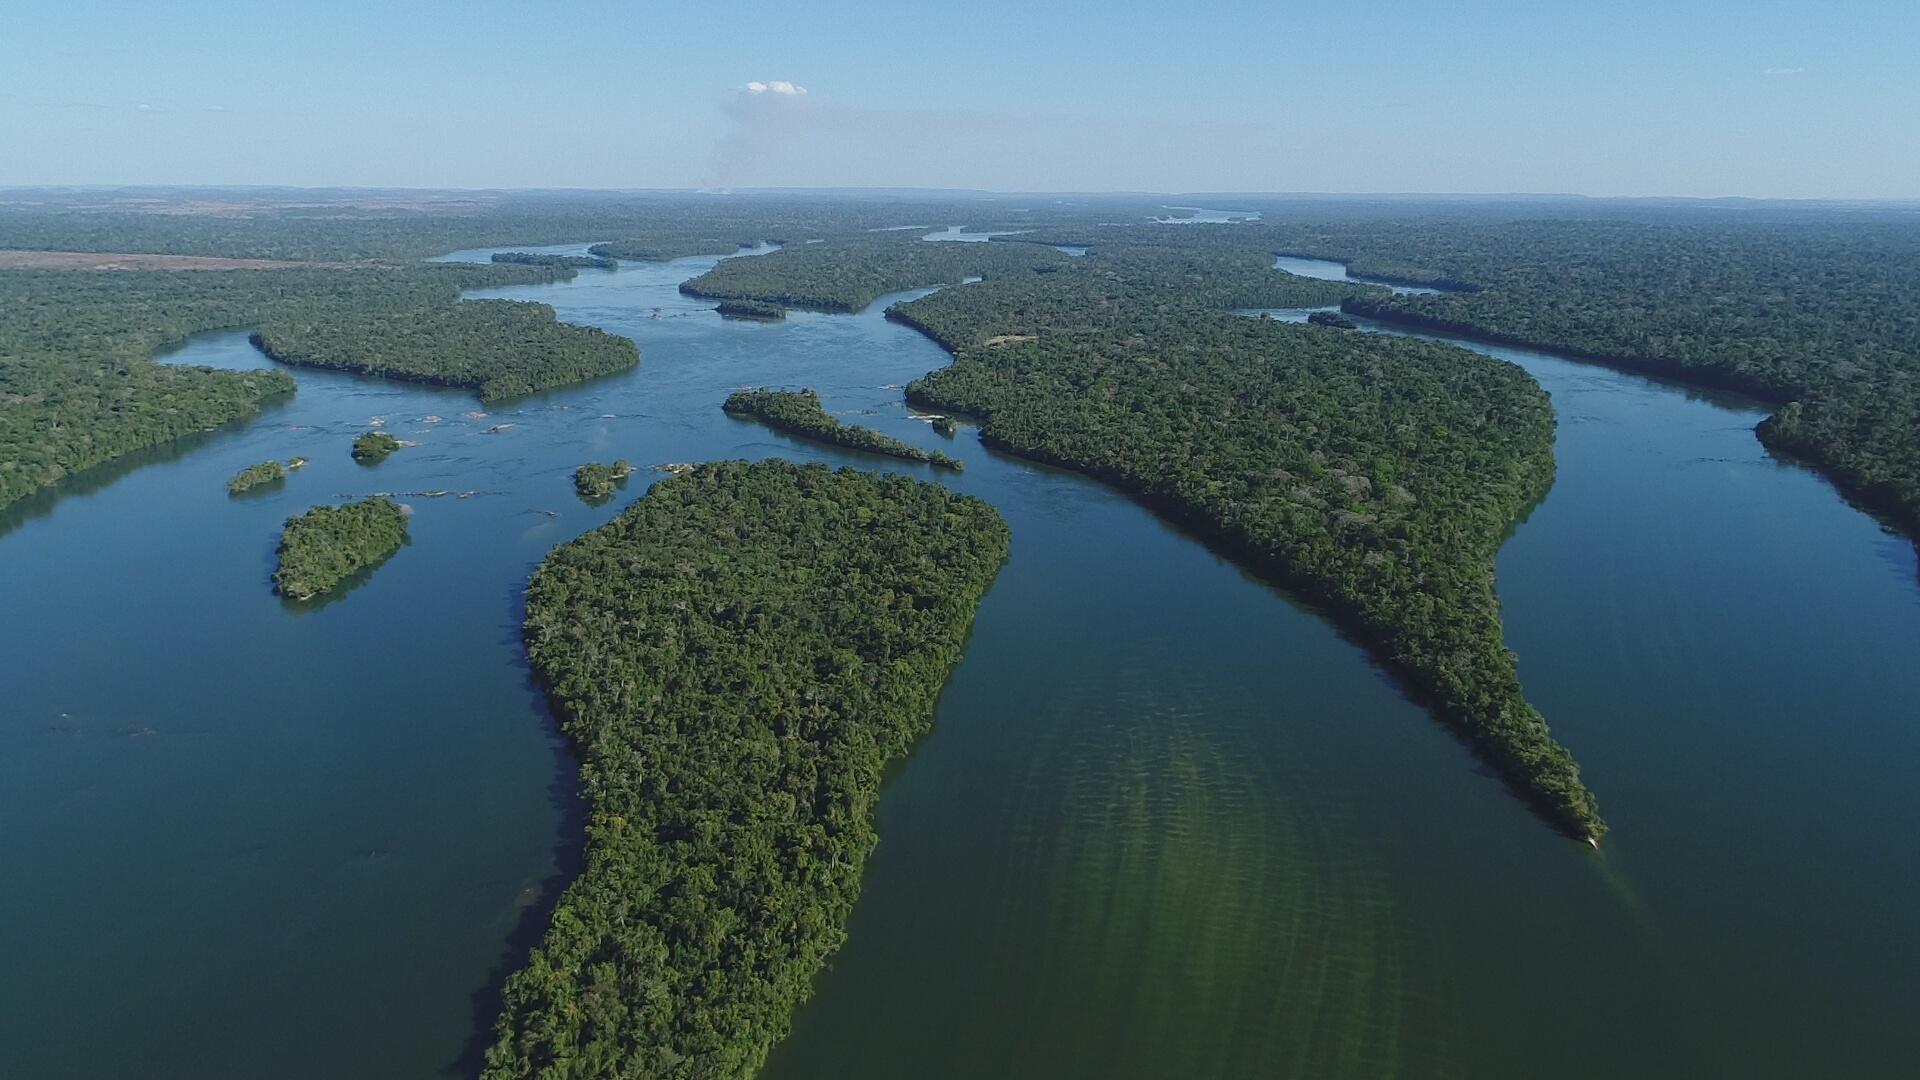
<box><xmin>984</xmin><ymin>334</ymin><xmax>1038</xmax><ymax>347</ymax></box>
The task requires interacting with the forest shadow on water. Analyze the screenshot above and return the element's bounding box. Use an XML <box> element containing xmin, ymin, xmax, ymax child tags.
<box><xmin>0</xmin><ymin>400</ymin><xmax>290</xmax><ymax>542</ymax></box>
<box><xmin>449</xmin><ymin>581</ymin><xmax>589</xmax><ymax>1077</ymax></box>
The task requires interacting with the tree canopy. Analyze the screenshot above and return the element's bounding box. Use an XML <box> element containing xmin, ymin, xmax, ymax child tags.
<box><xmin>273</xmin><ymin>497</ymin><xmax>409</xmax><ymax>601</ymax></box>
<box><xmin>485</xmin><ymin>460</ymin><xmax>1010</xmax><ymax>1078</ymax></box>
<box><xmin>724</xmin><ymin>388</ymin><xmax>962</xmax><ymax>471</ymax></box>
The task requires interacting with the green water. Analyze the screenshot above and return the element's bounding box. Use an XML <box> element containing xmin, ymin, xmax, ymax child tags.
<box><xmin>2</xmin><ymin>246</ymin><xmax>1916</xmax><ymax>1078</ymax></box>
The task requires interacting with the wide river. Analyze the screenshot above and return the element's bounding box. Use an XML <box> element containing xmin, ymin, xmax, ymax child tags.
<box><xmin>2</xmin><ymin>245</ymin><xmax>1916</xmax><ymax>1078</ymax></box>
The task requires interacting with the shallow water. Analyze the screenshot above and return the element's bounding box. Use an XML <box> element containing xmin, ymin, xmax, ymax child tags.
<box><xmin>3</xmin><ymin>245</ymin><xmax>1917</xmax><ymax>1078</ymax></box>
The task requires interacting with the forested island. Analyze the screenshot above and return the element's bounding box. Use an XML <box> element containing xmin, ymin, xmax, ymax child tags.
<box><xmin>589</xmin><ymin>238</ymin><xmax>765</xmax><ymax>263</ymax></box>
<box><xmin>490</xmin><ymin>252</ymin><xmax>617</xmax><ymax>271</ymax></box>
<box><xmin>485</xmin><ymin>460</ymin><xmax>1010</xmax><ymax>1078</ymax></box>
<box><xmin>724</xmin><ymin>388</ymin><xmax>963</xmax><ymax>471</ymax></box>
<box><xmin>351</xmin><ymin>431</ymin><xmax>401</xmax><ymax>463</ymax></box>
<box><xmin>253</xmin><ymin>298</ymin><xmax>639</xmax><ymax>402</ymax></box>
<box><xmin>715</xmin><ymin>299</ymin><xmax>787</xmax><ymax>321</ymax></box>
<box><xmin>717</xmin><ymin>231</ymin><xmax>1602</xmax><ymax>839</ymax></box>
<box><xmin>272</xmin><ymin>497</ymin><xmax>409</xmax><ymax>601</ymax></box>
<box><xmin>572</xmin><ymin>459</ymin><xmax>631</xmax><ymax>501</ymax></box>
<box><xmin>1258</xmin><ymin>218</ymin><xmax>1920</xmax><ymax>542</ymax></box>
<box><xmin>0</xmin><ymin>259</ymin><xmax>600</xmax><ymax>513</ymax></box>
<box><xmin>226</xmin><ymin>460</ymin><xmax>286</xmax><ymax>495</ymax></box>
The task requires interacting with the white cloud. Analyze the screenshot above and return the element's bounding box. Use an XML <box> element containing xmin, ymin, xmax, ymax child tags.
<box><xmin>744</xmin><ymin>80</ymin><xmax>807</xmax><ymax>96</ymax></box>
<box><xmin>1763</xmin><ymin>67</ymin><xmax>1806</xmax><ymax>76</ymax></box>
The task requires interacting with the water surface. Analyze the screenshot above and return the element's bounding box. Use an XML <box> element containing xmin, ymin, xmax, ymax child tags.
<box><xmin>3</xmin><ymin>244</ymin><xmax>1917</xmax><ymax>1078</ymax></box>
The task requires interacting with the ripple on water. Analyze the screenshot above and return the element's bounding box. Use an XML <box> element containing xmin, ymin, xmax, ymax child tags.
<box><xmin>983</xmin><ymin>652</ymin><xmax>1441</xmax><ymax>1079</ymax></box>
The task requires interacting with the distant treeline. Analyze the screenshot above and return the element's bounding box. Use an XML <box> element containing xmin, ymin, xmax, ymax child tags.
<box><xmin>1256</xmin><ymin>218</ymin><xmax>1920</xmax><ymax>542</ymax></box>
<box><xmin>680</xmin><ymin>234</ymin><xmax>1076</xmax><ymax>312</ymax></box>
<box><xmin>724</xmin><ymin>388</ymin><xmax>962</xmax><ymax>471</ymax></box>
<box><xmin>486</xmin><ymin>460</ymin><xmax>1009</xmax><ymax>1078</ymax></box>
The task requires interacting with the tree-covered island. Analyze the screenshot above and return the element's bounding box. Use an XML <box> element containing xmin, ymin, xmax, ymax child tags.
<box><xmin>484</xmin><ymin>460</ymin><xmax>1010</xmax><ymax>1078</ymax></box>
<box><xmin>573</xmin><ymin>459</ymin><xmax>632</xmax><ymax>502</ymax></box>
<box><xmin>351</xmin><ymin>431</ymin><xmax>402</xmax><ymax>464</ymax></box>
<box><xmin>724</xmin><ymin>388</ymin><xmax>963</xmax><ymax>471</ymax></box>
<box><xmin>272</xmin><ymin>497</ymin><xmax>409</xmax><ymax>601</ymax></box>
<box><xmin>227</xmin><ymin>459</ymin><xmax>286</xmax><ymax>494</ymax></box>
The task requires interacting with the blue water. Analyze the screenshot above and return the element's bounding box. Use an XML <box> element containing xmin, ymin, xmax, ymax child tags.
<box><xmin>2</xmin><ymin>244</ymin><xmax>1917</xmax><ymax>1078</ymax></box>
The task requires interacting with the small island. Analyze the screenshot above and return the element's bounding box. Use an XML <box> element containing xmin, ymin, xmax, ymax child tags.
<box><xmin>490</xmin><ymin>251</ymin><xmax>617</xmax><ymax>272</ymax></box>
<box><xmin>1307</xmin><ymin>310</ymin><xmax>1358</xmax><ymax>329</ymax></box>
<box><xmin>227</xmin><ymin>459</ymin><xmax>287</xmax><ymax>495</ymax></box>
<box><xmin>931</xmin><ymin>415</ymin><xmax>958</xmax><ymax>437</ymax></box>
<box><xmin>715</xmin><ymin>299</ymin><xmax>787</xmax><ymax>322</ymax></box>
<box><xmin>352</xmin><ymin>431</ymin><xmax>402</xmax><ymax>464</ymax></box>
<box><xmin>573</xmin><ymin>459</ymin><xmax>633</xmax><ymax>502</ymax></box>
<box><xmin>723</xmin><ymin>388</ymin><xmax>963</xmax><ymax>471</ymax></box>
<box><xmin>273</xmin><ymin>497</ymin><xmax>409</xmax><ymax>601</ymax></box>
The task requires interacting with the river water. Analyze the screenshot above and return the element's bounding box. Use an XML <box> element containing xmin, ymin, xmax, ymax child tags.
<box><xmin>2</xmin><ymin>246</ymin><xmax>1916</xmax><ymax>1078</ymax></box>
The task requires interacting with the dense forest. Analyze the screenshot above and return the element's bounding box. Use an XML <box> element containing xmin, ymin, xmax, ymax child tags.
<box><xmin>681</xmin><ymin>234</ymin><xmax>1073</xmax><ymax>312</ymax></box>
<box><xmin>226</xmin><ymin>459</ymin><xmax>285</xmax><ymax>494</ymax></box>
<box><xmin>1252</xmin><ymin>218</ymin><xmax>1920</xmax><ymax>539</ymax></box>
<box><xmin>0</xmin><ymin>190</ymin><xmax>1067</xmax><ymax>262</ymax></box>
<box><xmin>590</xmin><ymin>239</ymin><xmax>765</xmax><ymax>263</ymax></box>
<box><xmin>272</xmin><ymin>497</ymin><xmax>409</xmax><ymax>601</ymax></box>
<box><xmin>0</xmin><ymin>260</ymin><xmax>579</xmax><ymax>512</ymax></box>
<box><xmin>696</xmin><ymin>230</ymin><xmax>1602</xmax><ymax>837</ymax></box>
<box><xmin>882</xmin><ymin>255</ymin><xmax>1606</xmax><ymax>842</ymax></box>
<box><xmin>714</xmin><ymin>299</ymin><xmax>787</xmax><ymax>321</ymax></box>
<box><xmin>486</xmin><ymin>460</ymin><xmax>1010</xmax><ymax>1078</ymax></box>
<box><xmin>491</xmin><ymin>252</ymin><xmax>618</xmax><ymax>271</ymax></box>
<box><xmin>254</xmin><ymin>298</ymin><xmax>638</xmax><ymax>402</ymax></box>
<box><xmin>723</xmin><ymin>388</ymin><xmax>963</xmax><ymax>471</ymax></box>
<box><xmin>573</xmin><ymin>460</ymin><xmax>632</xmax><ymax>502</ymax></box>
<box><xmin>351</xmin><ymin>431</ymin><xmax>401</xmax><ymax>464</ymax></box>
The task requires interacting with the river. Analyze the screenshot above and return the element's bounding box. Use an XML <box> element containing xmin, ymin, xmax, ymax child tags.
<box><xmin>1</xmin><ymin>246</ymin><xmax>1915</xmax><ymax>1078</ymax></box>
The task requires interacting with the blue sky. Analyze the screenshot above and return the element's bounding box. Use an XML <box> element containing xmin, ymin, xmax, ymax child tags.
<box><xmin>2</xmin><ymin>0</ymin><xmax>1914</xmax><ymax>197</ymax></box>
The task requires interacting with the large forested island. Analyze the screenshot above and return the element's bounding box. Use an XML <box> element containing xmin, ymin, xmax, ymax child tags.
<box><xmin>703</xmin><ymin>233</ymin><xmax>1604</xmax><ymax>839</ymax></box>
<box><xmin>253</xmin><ymin>298</ymin><xmax>638</xmax><ymax>402</ymax></box>
<box><xmin>486</xmin><ymin>460</ymin><xmax>1010</xmax><ymax>1078</ymax></box>
<box><xmin>272</xmin><ymin>497</ymin><xmax>410</xmax><ymax>601</ymax></box>
<box><xmin>724</xmin><ymin>387</ymin><xmax>963</xmax><ymax>470</ymax></box>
